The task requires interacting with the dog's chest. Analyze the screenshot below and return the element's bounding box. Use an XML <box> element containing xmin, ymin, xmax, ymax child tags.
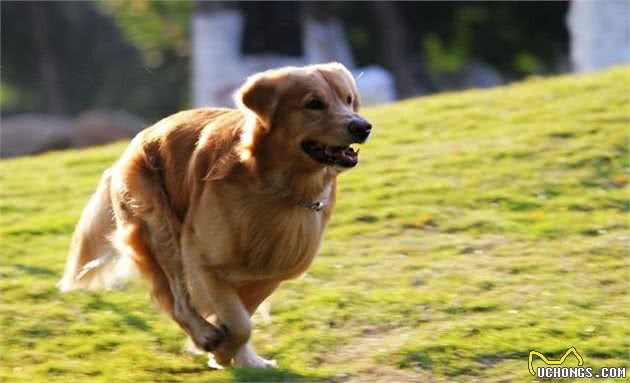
<box><xmin>195</xmin><ymin>193</ymin><xmax>328</xmax><ymax>281</ymax></box>
<box><xmin>239</xmin><ymin>206</ymin><xmax>325</xmax><ymax>276</ymax></box>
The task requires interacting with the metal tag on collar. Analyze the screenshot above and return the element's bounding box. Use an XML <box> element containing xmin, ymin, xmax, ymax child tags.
<box><xmin>302</xmin><ymin>201</ymin><xmax>325</xmax><ymax>211</ymax></box>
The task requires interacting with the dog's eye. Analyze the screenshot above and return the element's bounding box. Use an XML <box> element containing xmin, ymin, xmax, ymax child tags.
<box><xmin>347</xmin><ymin>95</ymin><xmax>353</xmax><ymax>105</ymax></box>
<box><xmin>305</xmin><ymin>99</ymin><xmax>325</xmax><ymax>110</ymax></box>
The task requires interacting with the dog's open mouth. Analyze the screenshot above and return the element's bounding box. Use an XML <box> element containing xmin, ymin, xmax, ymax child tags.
<box><xmin>301</xmin><ymin>140</ymin><xmax>359</xmax><ymax>168</ymax></box>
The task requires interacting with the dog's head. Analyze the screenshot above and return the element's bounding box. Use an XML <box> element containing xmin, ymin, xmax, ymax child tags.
<box><xmin>235</xmin><ymin>62</ymin><xmax>371</xmax><ymax>170</ymax></box>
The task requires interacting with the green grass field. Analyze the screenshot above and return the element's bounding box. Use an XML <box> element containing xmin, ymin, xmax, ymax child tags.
<box><xmin>1</xmin><ymin>67</ymin><xmax>628</xmax><ymax>383</ymax></box>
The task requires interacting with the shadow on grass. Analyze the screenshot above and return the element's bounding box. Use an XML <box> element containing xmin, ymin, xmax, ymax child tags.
<box><xmin>148</xmin><ymin>365</ymin><xmax>210</xmax><ymax>375</ymax></box>
<box><xmin>14</xmin><ymin>263</ymin><xmax>57</xmax><ymax>276</ymax></box>
<box><xmin>227</xmin><ymin>367</ymin><xmax>329</xmax><ymax>383</ymax></box>
<box><xmin>86</xmin><ymin>294</ymin><xmax>151</xmax><ymax>331</ymax></box>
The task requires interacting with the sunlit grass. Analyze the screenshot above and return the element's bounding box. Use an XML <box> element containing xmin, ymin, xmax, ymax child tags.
<box><xmin>1</xmin><ymin>67</ymin><xmax>628</xmax><ymax>382</ymax></box>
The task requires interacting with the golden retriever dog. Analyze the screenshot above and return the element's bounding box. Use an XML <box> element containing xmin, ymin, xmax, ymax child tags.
<box><xmin>58</xmin><ymin>62</ymin><xmax>372</xmax><ymax>368</ymax></box>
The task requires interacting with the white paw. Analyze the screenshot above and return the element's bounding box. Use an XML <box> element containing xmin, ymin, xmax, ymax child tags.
<box><xmin>233</xmin><ymin>345</ymin><xmax>277</xmax><ymax>368</ymax></box>
<box><xmin>234</xmin><ymin>354</ymin><xmax>277</xmax><ymax>368</ymax></box>
<box><xmin>207</xmin><ymin>354</ymin><xmax>226</xmax><ymax>370</ymax></box>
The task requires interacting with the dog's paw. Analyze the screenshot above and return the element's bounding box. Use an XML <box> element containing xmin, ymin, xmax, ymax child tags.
<box><xmin>235</xmin><ymin>355</ymin><xmax>277</xmax><ymax>369</ymax></box>
<box><xmin>207</xmin><ymin>354</ymin><xmax>226</xmax><ymax>370</ymax></box>
<box><xmin>183</xmin><ymin>336</ymin><xmax>205</xmax><ymax>355</ymax></box>
<box><xmin>234</xmin><ymin>348</ymin><xmax>277</xmax><ymax>368</ymax></box>
<box><xmin>194</xmin><ymin>324</ymin><xmax>227</xmax><ymax>352</ymax></box>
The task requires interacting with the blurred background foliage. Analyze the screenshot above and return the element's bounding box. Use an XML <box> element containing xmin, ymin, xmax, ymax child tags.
<box><xmin>1</xmin><ymin>1</ymin><xmax>568</xmax><ymax>121</ymax></box>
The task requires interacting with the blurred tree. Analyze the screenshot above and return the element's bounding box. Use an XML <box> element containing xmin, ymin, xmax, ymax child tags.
<box><xmin>397</xmin><ymin>2</ymin><xmax>568</xmax><ymax>76</ymax></box>
<box><xmin>25</xmin><ymin>2</ymin><xmax>65</xmax><ymax>113</ymax></box>
<box><xmin>1</xmin><ymin>1</ymin><xmax>189</xmax><ymax>120</ymax></box>
<box><xmin>241</xmin><ymin>1</ymin><xmax>302</xmax><ymax>56</ymax></box>
<box><xmin>98</xmin><ymin>0</ymin><xmax>192</xmax><ymax>68</ymax></box>
<box><xmin>368</xmin><ymin>2</ymin><xmax>421</xmax><ymax>97</ymax></box>
<box><xmin>338</xmin><ymin>2</ymin><xmax>568</xmax><ymax>84</ymax></box>
<box><xmin>1</xmin><ymin>1</ymin><xmax>569</xmax><ymax>118</ymax></box>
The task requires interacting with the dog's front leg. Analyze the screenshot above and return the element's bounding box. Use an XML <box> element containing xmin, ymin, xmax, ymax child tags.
<box><xmin>184</xmin><ymin>270</ymin><xmax>281</xmax><ymax>368</ymax></box>
<box><xmin>182</xmin><ymin>234</ymin><xmax>252</xmax><ymax>367</ymax></box>
<box><xmin>231</xmin><ymin>280</ymin><xmax>281</xmax><ymax>368</ymax></box>
<box><xmin>109</xmin><ymin>163</ymin><xmax>225</xmax><ymax>353</ymax></box>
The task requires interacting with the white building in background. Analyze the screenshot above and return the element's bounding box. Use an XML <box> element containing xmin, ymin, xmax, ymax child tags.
<box><xmin>567</xmin><ymin>0</ymin><xmax>630</xmax><ymax>72</ymax></box>
<box><xmin>191</xmin><ymin>7</ymin><xmax>396</xmax><ymax>108</ymax></box>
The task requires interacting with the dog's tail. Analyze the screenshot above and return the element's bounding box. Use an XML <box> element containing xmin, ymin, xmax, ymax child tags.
<box><xmin>58</xmin><ymin>168</ymin><xmax>136</xmax><ymax>291</ymax></box>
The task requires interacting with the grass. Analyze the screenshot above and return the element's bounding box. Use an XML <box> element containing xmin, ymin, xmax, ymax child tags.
<box><xmin>1</xmin><ymin>67</ymin><xmax>629</xmax><ymax>383</ymax></box>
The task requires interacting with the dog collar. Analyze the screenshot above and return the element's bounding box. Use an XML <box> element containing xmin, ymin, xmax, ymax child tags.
<box><xmin>299</xmin><ymin>200</ymin><xmax>327</xmax><ymax>212</ymax></box>
<box><xmin>294</xmin><ymin>184</ymin><xmax>331</xmax><ymax>212</ymax></box>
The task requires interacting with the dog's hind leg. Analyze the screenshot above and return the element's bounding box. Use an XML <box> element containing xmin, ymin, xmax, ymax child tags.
<box><xmin>109</xmin><ymin>150</ymin><xmax>225</xmax><ymax>352</ymax></box>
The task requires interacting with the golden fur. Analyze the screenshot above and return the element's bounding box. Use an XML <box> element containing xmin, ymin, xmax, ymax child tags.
<box><xmin>59</xmin><ymin>63</ymin><xmax>371</xmax><ymax>368</ymax></box>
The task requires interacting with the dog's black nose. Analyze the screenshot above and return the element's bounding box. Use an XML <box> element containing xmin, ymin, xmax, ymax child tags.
<box><xmin>348</xmin><ymin>117</ymin><xmax>372</xmax><ymax>142</ymax></box>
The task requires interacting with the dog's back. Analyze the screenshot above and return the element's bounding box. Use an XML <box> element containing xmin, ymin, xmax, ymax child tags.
<box><xmin>58</xmin><ymin>108</ymin><xmax>242</xmax><ymax>292</ymax></box>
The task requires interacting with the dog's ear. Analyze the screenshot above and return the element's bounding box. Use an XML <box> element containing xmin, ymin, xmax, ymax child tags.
<box><xmin>235</xmin><ymin>73</ymin><xmax>279</xmax><ymax>128</ymax></box>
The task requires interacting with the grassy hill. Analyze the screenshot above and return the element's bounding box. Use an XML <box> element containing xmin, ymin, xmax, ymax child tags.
<box><xmin>1</xmin><ymin>67</ymin><xmax>628</xmax><ymax>383</ymax></box>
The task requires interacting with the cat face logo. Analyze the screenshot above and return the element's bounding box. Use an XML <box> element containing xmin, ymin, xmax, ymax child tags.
<box><xmin>528</xmin><ymin>347</ymin><xmax>584</xmax><ymax>376</ymax></box>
